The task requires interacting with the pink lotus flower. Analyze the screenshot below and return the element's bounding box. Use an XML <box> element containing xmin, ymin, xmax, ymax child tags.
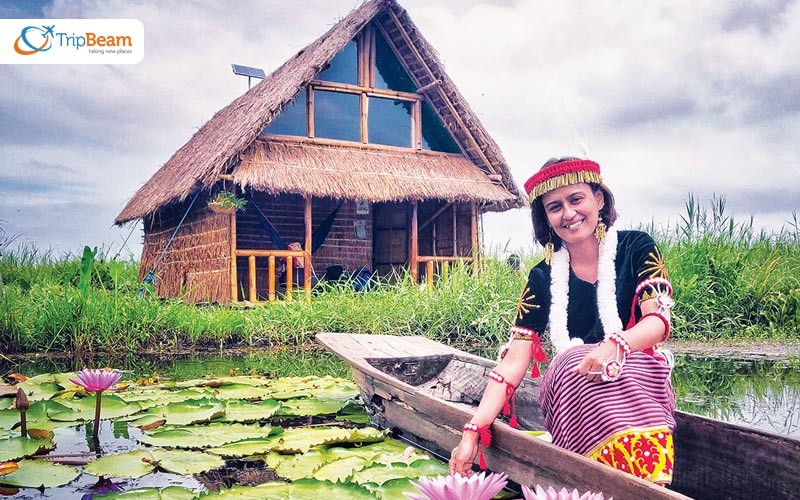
<box><xmin>70</xmin><ymin>368</ymin><xmax>123</xmax><ymax>392</ymax></box>
<box><xmin>521</xmin><ymin>485</ymin><xmax>609</xmax><ymax>500</ymax></box>
<box><xmin>69</xmin><ymin>368</ymin><xmax>123</xmax><ymax>442</ymax></box>
<box><xmin>405</xmin><ymin>472</ymin><xmax>508</xmax><ymax>500</ymax></box>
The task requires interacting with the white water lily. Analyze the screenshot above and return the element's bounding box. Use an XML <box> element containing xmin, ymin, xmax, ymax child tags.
<box><xmin>405</xmin><ymin>471</ymin><xmax>508</xmax><ymax>500</ymax></box>
<box><xmin>521</xmin><ymin>484</ymin><xmax>609</xmax><ymax>500</ymax></box>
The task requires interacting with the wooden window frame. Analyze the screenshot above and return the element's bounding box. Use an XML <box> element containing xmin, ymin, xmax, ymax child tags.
<box><xmin>303</xmin><ymin>24</ymin><xmax>422</xmax><ymax>149</ymax></box>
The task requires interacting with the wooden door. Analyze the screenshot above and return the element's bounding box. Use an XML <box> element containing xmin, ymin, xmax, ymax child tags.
<box><xmin>372</xmin><ymin>201</ymin><xmax>409</xmax><ymax>277</ymax></box>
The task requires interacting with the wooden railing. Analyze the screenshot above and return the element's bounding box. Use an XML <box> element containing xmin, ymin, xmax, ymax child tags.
<box><xmin>234</xmin><ymin>249</ymin><xmax>310</xmax><ymax>302</ymax></box>
<box><xmin>417</xmin><ymin>256</ymin><xmax>475</xmax><ymax>291</ymax></box>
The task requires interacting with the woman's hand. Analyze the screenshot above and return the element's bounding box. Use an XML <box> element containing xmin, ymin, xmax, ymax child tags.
<box><xmin>573</xmin><ymin>341</ymin><xmax>617</xmax><ymax>382</ymax></box>
<box><xmin>448</xmin><ymin>434</ymin><xmax>478</xmax><ymax>477</ymax></box>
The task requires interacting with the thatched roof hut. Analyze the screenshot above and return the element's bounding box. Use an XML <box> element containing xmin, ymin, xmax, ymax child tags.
<box><xmin>116</xmin><ymin>0</ymin><xmax>524</xmax><ymax>304</ymax></box>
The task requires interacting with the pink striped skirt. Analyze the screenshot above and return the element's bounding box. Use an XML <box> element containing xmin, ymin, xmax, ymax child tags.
<box><xmin>540</xmin><ymin>344</ymin><xmax>676</xmax><ymax>484</ymax></box>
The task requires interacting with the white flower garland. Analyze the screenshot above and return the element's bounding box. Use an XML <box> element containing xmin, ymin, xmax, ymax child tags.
<box><xmin>548</xmin><ymin>227</ymin><xmax>622</xmax><ymax>355</ymax></box>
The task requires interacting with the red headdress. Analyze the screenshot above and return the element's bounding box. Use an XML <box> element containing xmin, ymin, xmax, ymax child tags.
<box><xmin>524</xmin><ymin>159</ymin><xmax>603</xmax><ymax>202</ymax></box>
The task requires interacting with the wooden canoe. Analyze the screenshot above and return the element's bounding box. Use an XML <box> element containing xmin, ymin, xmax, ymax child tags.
<box><xmin>317</xmin><ymin>332</ymin><xmax>800</xmax><ymax>500</ymax></box>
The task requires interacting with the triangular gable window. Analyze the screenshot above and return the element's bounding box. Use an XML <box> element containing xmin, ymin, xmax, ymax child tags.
<box><xmin>263</xmin><ymin>23</ymin><xmax>460</xmax><ymax>154</ymax></box>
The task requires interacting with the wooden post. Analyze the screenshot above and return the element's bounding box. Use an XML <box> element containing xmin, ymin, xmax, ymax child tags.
<box><xmin>361</xmin><ymin>92</ymin><xmax>368</xmax><ymax>143</ymax></box>
<box><xmin>471</xmin><ymin>202</ymin><xmax>479</xmax><ymax>274</ymax></box>
<box><xmin>410</xmin><ymin>200</ymin><xmax>418</xmax><ymax>283</ymax></box>
<box><xmin>248</xmin><ymin>255</ymin><xmax>256</xmax><ymax>303</ymax></box>
<box><xmin>307</xmin><ymin>87</ymin><xmax>314</xmax><ymax>138</ymax></box>
<box><xmin>304</xmin><ymin>196</ymin><xmax>312</xmax><ymax>302</ymax></box>
<box><xmin>452</xmin><ymin>203</ymin><xmax>458</xmax><ymax>257</ymax></box>
<box><xmin>230</xmin><ymin>213</ymin><xmax>238</xmax><ymax>303</ymax></box>
<box><xmin>426</xmin><ymin>260</ymin><xmax>434</xmax><ymax>291</ymax></box>
<box><xmin>443</xmin><ymin>260</ymin><xmax>449</xmax><ymax>282</ymax></box>
<box><xmin>285</xmin><ymin>256</ymin><xmax>293</xmax><ymax>301</ymax></box>
<box><xmin>268</xmin><ymin>255</ymin><xmax>276</xmax><ymax>302</ymax></box>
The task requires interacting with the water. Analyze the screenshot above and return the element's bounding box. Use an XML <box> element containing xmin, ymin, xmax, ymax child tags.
<box><xmin>4</xmin><ymin>347</ymin><xmax>798</xmax><ymax>438</ymax></box>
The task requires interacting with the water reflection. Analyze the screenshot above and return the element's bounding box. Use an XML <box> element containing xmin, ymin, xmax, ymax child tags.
<box><xmin>673</xmin><ymin>355</ymin><xmax>800</xmax><ymax>437</ymax></box>
<box><xmin>3</xmin><ymin>348</ymin><xmax>798</xmax><ymax>437</ymax></box>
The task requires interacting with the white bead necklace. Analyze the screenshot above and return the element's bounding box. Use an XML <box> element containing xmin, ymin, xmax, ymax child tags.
<box><xmin>548</xmin><ymin>227</ymin><xmax>622</xmax><ymax>355</ymax></box>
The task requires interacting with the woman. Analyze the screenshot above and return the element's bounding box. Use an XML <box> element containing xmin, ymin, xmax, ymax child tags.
<box><xmin>449</xmin><ymin>158</ymin><xmax>675</xmax><ymax>485</ymax></box>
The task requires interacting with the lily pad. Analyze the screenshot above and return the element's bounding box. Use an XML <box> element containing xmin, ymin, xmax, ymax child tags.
<box><xmin>140</xmin><ymin>398</ymin><xmax>225</xmax><ymax>426</ymax></box>
<box><xmin>275</xmin><ymin>398</ymin><xmax>349</xmax><ymax>417</ymax></box>
<box><xmin>0</xmin><ymin>436</ymin><xmax>53</xmax><ymax>461</ymax></box>
<box><xmin>89</xmin><ymin>485</ymin><xmax>200</xmax><ymax>500</ymax></box>
<box><xmin>208</xmin><ymin>383</ymin><xmax>272</xmax><ymax>401</ymax></box>
<box><xmin>139</xmin><ymin>423</ymin><xmax>277</xmax><ymax>449</ymax></box>
<box><xmin>313</xmin><ymin>455</ymin><xmax>370</xmax><ymax>483</ymax></box>
<box><xmin>85</xmin><ymin>449</ymin><xmax>224</xmax><ymax>478</ymax></box>
<box><xmin>0</xmin><ymin>459</ymin><xmax>79</xmax><ymax>488</ymax></box>
<box><xmin>351</xmin><ymin>459</ymin><xmax>448</xmax><ymax>486</ymax></box>
<box><xmin>84</xmin><ymin>449</ymin><xmax>155</xmax><ymax>478</ymax></box>
<box><xmin>48</xmin><ymin>394</ymin><xmax>141</xmax><ymax>421</ymax></box>
<box><xmin>221</xmin><ymin>399</ymin><xmax>281</xmax><ymax>422</ymax></box>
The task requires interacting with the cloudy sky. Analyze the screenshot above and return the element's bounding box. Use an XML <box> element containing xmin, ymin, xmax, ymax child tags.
<box><xmin>1</xmin><ymin>0</ymin><xmax>798</xmax><ymax>259</ymax></box>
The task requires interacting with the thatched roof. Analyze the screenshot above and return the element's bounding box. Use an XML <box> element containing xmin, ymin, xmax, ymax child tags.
<box><xmin>115</xmin><ymin>0</ymin><xmax>525</xmax><ymax>225</ymax></box>
<box><xmin>234</xmin><ymin>137</ymin><xmax>517</xmax><ymax>203</ymax></box>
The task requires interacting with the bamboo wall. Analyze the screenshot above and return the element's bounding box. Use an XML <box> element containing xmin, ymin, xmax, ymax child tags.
<box><xmin>139</xmin><ymin>198</ymin><xmax>231</xmax><ymax>304</ymax></box>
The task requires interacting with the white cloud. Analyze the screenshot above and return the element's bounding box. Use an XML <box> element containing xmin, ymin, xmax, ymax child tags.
<box><xmin>1</xmin><ymin>0</ymin><xmax>798</xmax><ymax>258</ymax></box>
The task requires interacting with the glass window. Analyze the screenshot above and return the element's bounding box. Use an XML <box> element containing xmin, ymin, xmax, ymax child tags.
<box><xmin>421</xmin><ymin>101</ymin><xmax>461</xmax><ymax>153</ymax></box>
<box><xmin>368</xmin><ymin>96</ymin><xmax>412</xmax><ymax>148</ymax></box>
<box><xmin>374</xmin><ymin>29</ymin><xmax>417</xmax><ymax>92</ymax></box>
<box><xmin>315</xmin><ymin>40</ymin><xmax>358</xmax><ymax>85</ymax></box>
<box><xmin>263</xmin><ymin>91</ymin><xmax>307</xmax><ymax>137</ymax></box>
<box><xmin>314</xmin><ymin>90</ymin><xmax>361</xmax><ymax>142</ymax></box>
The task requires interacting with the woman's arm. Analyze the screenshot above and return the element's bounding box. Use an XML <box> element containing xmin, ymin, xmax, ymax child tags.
<box><xmin>573</xmin><ymin>297</ymin><xmax>668</xmax><ymax>380</ymax></box>
<box><xmin>449</xmin><ymin>339</ymin><xmax>533</xmax><ymax>476</ymax></box>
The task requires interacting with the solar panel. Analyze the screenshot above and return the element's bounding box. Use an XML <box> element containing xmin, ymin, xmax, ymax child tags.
<box><xmin>231</xmin><ymin>64</ymin><xmax>266</xmax><ymax>79</ymax></box>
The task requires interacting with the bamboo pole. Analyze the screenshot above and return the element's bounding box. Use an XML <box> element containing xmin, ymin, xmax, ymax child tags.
<box><xmin>307</xmin><ymin>87</ymin><xmax>314</xmax><ymax>138</ymax></box>
<box><xmin>410</xmin><ymin>200</ymin><xmax>418</xmax><ymax>283</ymax></box>
<box><xmin>413</xmin><ymin>100</ymin><xmax>421</xmax><ymax>149</ymax></box>
<box><xmin>259</xmin><ymin>134</ymin><xmax>463</xmax><ymax>158</ymax></box>
<box><xmin>452</xmin><ymin>203</ymin><xmax>458</xmax><ymax>257</ymax></box>
<box><xmin>361</xmin><ymin>92</ymin><xmax>368</xmax><ymax>144</ymax></box>
<box><xmin>309</xmin><ymin>80</ymin><xmax>420</xmax><ymax>102</ymax></box>
<box><xmin>268</xmin><ymin>255</ymin><xmax>276</xmax><ymax>302</ymax></box>
<box><xmin>236</xmin><ymin>249</ymin><xmax>305</xmax><ymax>258</ymax></box>
<box><xmin>304</xmin><ymin>196</ymin><xmax>312</xmax><ymax>302</ymax></box>
<box><xmin>230</xmin><ymin>213</ymin><xmax>238</xmax><ymax>303</ymax></box>
<box><xmin>285</xmin><ymin>256</ymin><xmax>293</xmax><ymax>301</ymax></box>
<box><xmin>471</xmin><ymin>202</ymin><xmax>479</xmax><ymax>274</ymax></box>
<box><xmin>426</xmin><ymin>260</ymin><xmax>434</xmax><ymax>291</ymax></box>
<box><xmin>248</xmin><ymin>255</ymin><xmax>256</xmax><ymax>303</ymax></box>
<box><xmin>417</xmin><ymin>256</ymin><xmax>473</xmax><ymax>263</ymax></box>
<box><xmin>443</xmin><ymin>260</ymin><xmax>449</xmax><ymax>282</ymax></box>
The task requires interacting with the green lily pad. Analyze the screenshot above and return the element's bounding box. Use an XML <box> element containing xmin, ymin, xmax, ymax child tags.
<box><xmin>351</xmin><ymin>459</ymin><xmax>448</xmax><ymax>486</ymax></box>
<box><xmin>203</xmin><ymin>479</ymin><xmax>375</xmax><ymax>500</ymax></box>
<box><xmin>275</xmin><ymin>398</ymin><xmax>349</xmax><ymax>417</ymax></box>
<box><xmin>139</xmin><ymin>423</ymin><xmax>277</xmax><ymax>449</ymax></box>
<box><xmin>0</xmin><ymin>436</ymin><xmax>53</xmax><ymax>461</ymax></box>
<box><xmin>208</xmin><ymin>383</ymin><xmax>272</xmax><ymax>401</ymax></box>
<box><xmin>221</xmin><ymin>399</ymin><xmax>281</xmax><ymax>422</ymax></box>
<box><xmin>313</xmin><ymin>455</ymin><xmax>370</xmax><ymax>483</ymax></box>
<box><xmin>367</xmin><ymin>476</ymin><xmax>419</xmax><ymax>500</ymax></box>
<box><xmin>16</xmin><ymin>374</ymin><xmax>66</xmax><ymax>402</ymax></box>
<box><xmin>141</xmin><ymin>398</ymin><xmax>225</xmax><ymax>426</ymax></box>
<box><xmin>48</xmin><ymin>394</ymin><xmax>141</xmax><ymax>421</ymax></box>
<box><xmin>85</xmin><ymin>449</ymin><xmax>224</xmax><ymax>478</ymax></box>
<box><xmin>0</xmin><ymin>459</ymin><xmax>80</xmax><ymax>488</ymax></box>
<box><xmin>0</xmin><ymin>401</ymin><xmax>48</xmax><ymax>431</ymax></box>
<box><xmin>203</xmin><ymin>482</ymin><xmax>291</xmax><ymax>499</ymax></box>
<box><xmin>206</xmin><ymin>438</ymin><xmax>276</xmax><ymax>458</ymax></box>
<box><xmin>151</xmin><ymin>449</ymin><xmax>225</xmax><ymax>475</ymax></box>
<box><xmin>85</xmin><ymin>449</ymin><xmax>155</xmax><ymax>478</ymax></box>
<box><xmin>92</xmin><ymin>486</ymin><xmax>200</xmax><ymax>500</ymax></box>
<box><xmin>118</xmin><ymin>388</ymin><xmax>208</xmax><ymax>410</ymax></box>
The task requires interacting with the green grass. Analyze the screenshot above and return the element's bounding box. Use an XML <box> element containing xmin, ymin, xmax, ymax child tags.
<box><xmin>1</xmin><ymin>196</ymin><xmax>799</xmax><ymax>354</ymax></box>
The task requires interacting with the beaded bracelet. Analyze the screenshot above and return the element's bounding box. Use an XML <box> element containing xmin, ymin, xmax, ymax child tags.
<box><xmin>607</xmin><ymin>331</ymin><xmax>631</xmax><ymax>358</ymax></box>
<box><xmin>463</xmin><ymin>422</ymin><xmax>492</xmax><ymax>470</ymax></box>
<box><xmin>641</xmin><ymin>311</ymin><xmax>671</xmax><ymax>341</ymax></box>
<box><xmin>488</xmin><ymin>371</ymin><xmax>518</xmax><ymax>428</ymax></box>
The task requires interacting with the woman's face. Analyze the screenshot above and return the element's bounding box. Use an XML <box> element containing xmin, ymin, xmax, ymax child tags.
<box><xmin>541</xmin><ymin>183</ymin><xmax>604</xmax><ymax>247</ymax></box>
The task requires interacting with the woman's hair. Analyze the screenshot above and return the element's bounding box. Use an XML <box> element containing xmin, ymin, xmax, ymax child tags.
<box><xmin>530</xmin><ymin>157</ymin><xmax>618</xmax><ymax>251</ymax></box>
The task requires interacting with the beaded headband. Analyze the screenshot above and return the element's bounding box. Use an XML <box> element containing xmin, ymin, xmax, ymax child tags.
<box><xmin>523</xmin><ymin>159</ymin><xmax>603</xmax><ymax>202</ymax></box>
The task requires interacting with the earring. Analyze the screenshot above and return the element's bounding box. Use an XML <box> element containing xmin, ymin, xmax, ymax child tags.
<box><xmin>595</xmin><ymin>215</ymin><xmax>606</xmax><ymax>245</ymax></box>
<box><xmin>544</xmin><ymin>230</ymin><xmax>555</xmax><ymax>265</ymax></box>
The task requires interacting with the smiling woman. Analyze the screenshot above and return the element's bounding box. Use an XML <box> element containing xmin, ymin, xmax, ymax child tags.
<box><xmin>450</xmin><ymin>157</ymin><xmax>677</xmax><ymax>486</ymax></box>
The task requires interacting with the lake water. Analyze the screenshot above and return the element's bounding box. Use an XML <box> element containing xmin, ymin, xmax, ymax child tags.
<box><xmin>3</xmin><ymin>347</ymin><xmax>798</xmax><ymax>438</ymax></box>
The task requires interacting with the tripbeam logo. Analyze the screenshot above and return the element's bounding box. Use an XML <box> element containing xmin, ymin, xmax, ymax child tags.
<box><xmin>14</xmin><ymin>25</ymin><xmax>55</xmax><ymax>55</ymax></box>
<box><xmin>1</xmin><ymin>19</ymin><xmax>144</xmax><ymax>64</ymax></box>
